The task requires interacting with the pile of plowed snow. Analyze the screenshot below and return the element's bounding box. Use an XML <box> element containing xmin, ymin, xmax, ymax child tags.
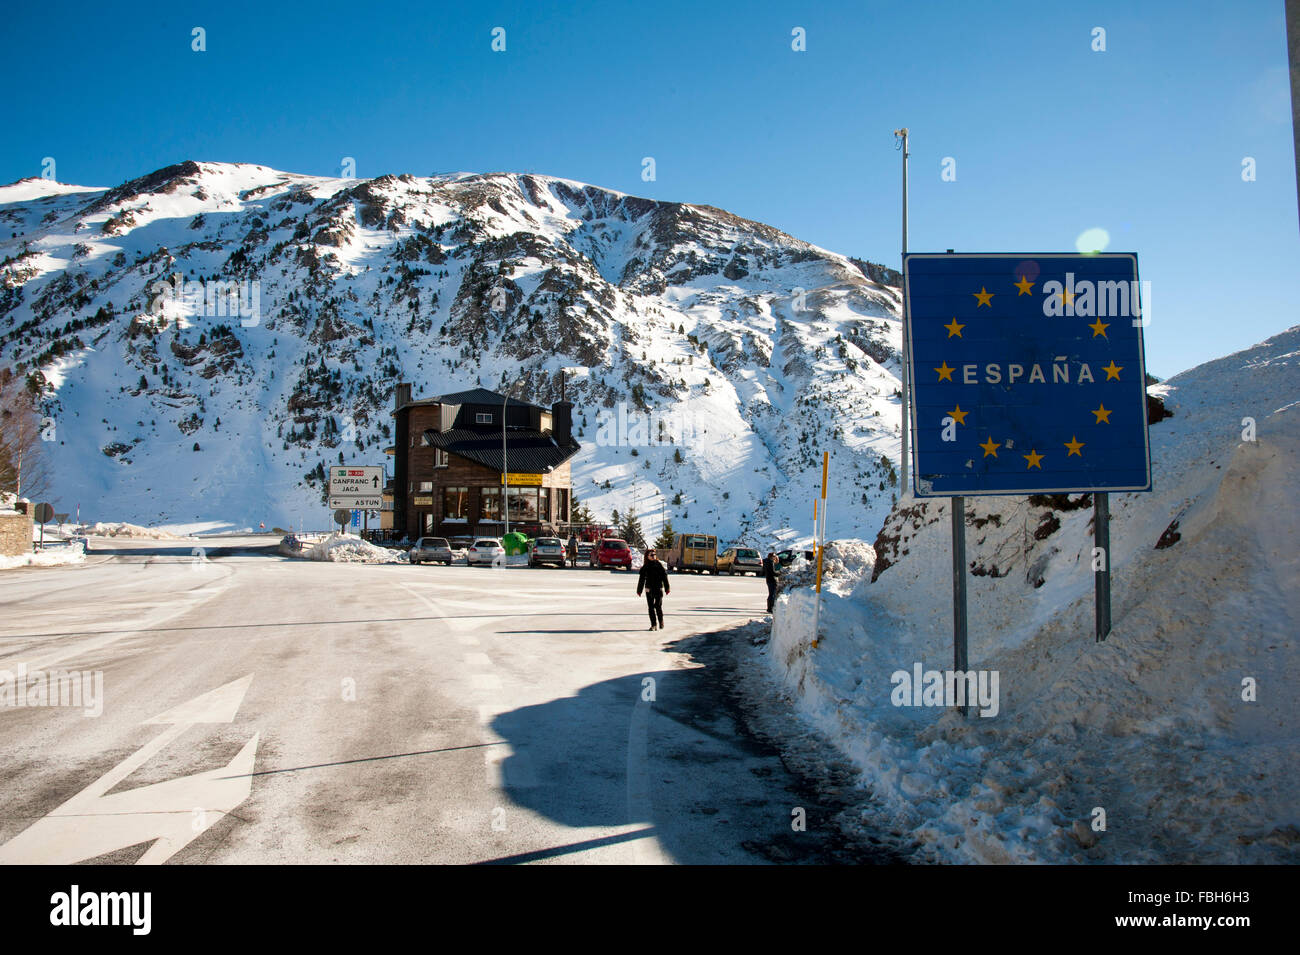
<box><xmin>0</xmin><ymin>541</ymin><xmax>86</xmax><ymax>570</ymax></box>
<box><xmin>75</xmin><ymin>522</ymin><xmax>189</xmax><ymax>539</ymax></box>
<box><xmin>300</xmin><ymin>533</ymin><xmax>407</xmax><ymax>563</ymax></box>
<box><xmin>763</xmin><ymin>325</ymin><xmax>1300</xmax><ymax>865</ymax></box>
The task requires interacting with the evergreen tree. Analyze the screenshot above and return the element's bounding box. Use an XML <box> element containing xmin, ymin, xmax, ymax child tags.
<box><xmin>620</xmin><ymin>508</ymin><xmax>646</xmax><ymax>549</ymax></box>
<box><xmin>653</xmin><ymin>519</ymin><xmax>675</xmax><ymax>551</ymax></box>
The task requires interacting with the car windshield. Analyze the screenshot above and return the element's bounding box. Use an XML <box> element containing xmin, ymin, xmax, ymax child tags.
<box><xmin>684</xmin><ymin>536</ymin><xmax>710</xmax><ymax>548</ymax></box>
<box><xmin>428</xmin><ymin>539</ymin><xmax>448</xmax><ymax>547</ymax></box>
<box><xmin>603</xmin><ymin>540</ymin><xmax>627</xmax><ymax>549</ymax></box>
<box><xmin>537</xmin><ymin>538</ymin><xmax>561</xmax><ymax>546</ymax></box>
<box><xmin>474</xmin><ymin>540</ymin><xmax>499</xmax><ymax>547</ymax></box>
<box><xmin>737</xmin><ymin>549</ymin><xmax>759</xmax><ymax>558</ymax></box>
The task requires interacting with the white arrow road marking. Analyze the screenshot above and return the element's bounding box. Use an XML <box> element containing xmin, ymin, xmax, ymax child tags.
<box><xmin>0</xmin><ymin>675</ymin><xmax>258</xmax><ymax>865</ymax></box>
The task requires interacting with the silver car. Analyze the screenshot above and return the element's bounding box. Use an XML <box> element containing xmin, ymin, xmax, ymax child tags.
<box><xmin>528</xmin><ymin>537</ymin><xmax>566</xmax><ymax>567</ymax></box>
<box><xmin>409</xmin><ymin>536</ymin><xmax>454</xmax><ymax>565</ymax></box>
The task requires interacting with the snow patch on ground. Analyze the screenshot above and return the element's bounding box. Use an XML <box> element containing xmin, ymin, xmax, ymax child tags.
<box><xmin>0</xmin><ymin>541</ymin><xmax>86</xmax><ymax>570</ymax></box>
<box><xmin>73</xmin><ymin>522</ymin><xmax>191</xmax><ymax>539</ymax></box>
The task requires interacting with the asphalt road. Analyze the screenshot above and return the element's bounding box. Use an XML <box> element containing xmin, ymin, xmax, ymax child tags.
<box><xmin>0</xmin><ymin>542</ymin><xmax>890</xmax><ymax>865</ymax></box>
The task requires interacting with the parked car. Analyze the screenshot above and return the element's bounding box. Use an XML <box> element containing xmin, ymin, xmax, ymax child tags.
<box><xmin>589</xmin><ymin>538</ymin><xmax>633</xmax><ymax>570</ymax></box>
<box><xmin>448</xmin><ymin>536</ymin><xmax>474</xmax><ymax>553</ymax></box>
<box><xmin>775</xmin><ymin>549</ymin><xmax>801</xmax><ymax>568</ymax></box>
<box><xmin>467</xmin><ymin>538</ymin><xmax>505</xmax><ymax>566</ymax></box>
<box><xmin>409</xmin><ymin>536</ymin><xmax>454</xmax><ymax>565</ymax></box>
<box><xmin>718</xmin><ymin>546</ymin><xmax>763</xmax><ymax>575</ymax></box>
<box><xmin>528</xmin><ymin>536</ymin><xmax>566</xmax><ymax>567</ymax></box>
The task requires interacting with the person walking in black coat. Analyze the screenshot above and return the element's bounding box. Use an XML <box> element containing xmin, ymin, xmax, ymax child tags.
<box><xmin>637</xmin><ymin>548</ymin><xmax>670</xmax><ymax>631</ymax></box>
<box><xmin>763</xmin><ymin>552</ymin><xmax>779</xmax><ymax>613</ymax></box>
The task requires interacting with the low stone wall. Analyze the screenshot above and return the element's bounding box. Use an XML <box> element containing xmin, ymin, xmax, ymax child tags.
<box><xmin>0</xmin><ymin>511</ymin><xmax>34</xmax><ymax>557</ymax></box>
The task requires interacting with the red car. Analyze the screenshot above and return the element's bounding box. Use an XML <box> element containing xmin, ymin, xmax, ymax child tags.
<box><xmin>589</xmin><ymin>538</ymin><xmax>633</xmax><ymax>570</ymax></box>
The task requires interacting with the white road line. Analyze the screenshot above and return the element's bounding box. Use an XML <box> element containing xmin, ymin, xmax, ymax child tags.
<box><xmin>626</xmin><ymin>697</ymin><xmax>672</xmax><ymax>865</ymax></box>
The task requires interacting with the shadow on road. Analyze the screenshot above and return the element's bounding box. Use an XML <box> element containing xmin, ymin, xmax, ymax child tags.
<box><xmin>486</xmin><ymin>626</ymin><xmax>909</xmax><ymax>865</ymax></box>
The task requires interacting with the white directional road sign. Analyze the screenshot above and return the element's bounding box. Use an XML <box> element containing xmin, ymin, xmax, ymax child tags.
<box><xmin>328</xmin><ymin>465</ymin><xmax>384</xmax><ymax>509</ymax></box>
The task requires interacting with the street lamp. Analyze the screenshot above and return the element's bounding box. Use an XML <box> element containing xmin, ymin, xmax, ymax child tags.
<box><xmin>502</xmin><ymin>387</ymin><xmax>512</xmax><ymax>538</ymax></box>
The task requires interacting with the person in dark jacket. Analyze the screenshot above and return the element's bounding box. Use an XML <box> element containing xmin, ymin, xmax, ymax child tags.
<box><xmin>637</xmin><ymin>548</ymin><xmax>670</xmax><ymax>631</ymax></box>
<box><xmin>566</xmin><ymin>534</ymin><xmax>578</xmax><ymax>568</ymax></box>
<box><xmin>763</xmin><ymin>551</ymin><xmax>779</xmax><ymax>613</ymax></box>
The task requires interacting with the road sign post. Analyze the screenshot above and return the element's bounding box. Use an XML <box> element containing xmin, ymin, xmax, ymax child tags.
<box><xmin>905</xmin><ymin>253</ymin><xmax>1151</xmax><ymax>686</ymax></box>
<box><xmin>811</xmin><ymin>452</ymin><xmax>828</xmax><ymax>649</ymax></box>
<box><xmin>33</xmin><ymin>502</ymin><xmax>53</xmax><ymax>551</ymax></box>
<box><xmin>951</xmin><ymin>495</ymin><xmax>968</xmax><ymax>717</ymax></box>
<box><xmin>1095</xmin><ymin>492</ymin><xmax>1112</xmax><ymax>640</ymax></box>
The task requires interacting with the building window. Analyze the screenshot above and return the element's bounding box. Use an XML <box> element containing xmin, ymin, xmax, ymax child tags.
<box><xmin>476</xmin><ymin>412</ymin><xmax>493</xmax><ymax>425</ymax></box>
<box><xmin>443</xmin><ymin>486</ymin><xmax>469</xmax><ymax>521</ymax></box>
<box><xmin>419</xmin><ymin>481</ymin><xmax>433</xmax><ymax>493</ymax></box>
<box><xmin>423</xmin><ymin>514</ymin><xmax>435</xmax><ymax>534</ymax></box>
<box><xmin>435</xmin><ymin>449</ymin><xmax>448</xmax><ymax>468</ymax></box>
<box><xmin>539</xmin><ymin>488</ymin><xmax>551</xmax><ymax>522</ymax></box>
<box><xmin>479</xmin><ymin>486</ymin><xmax>501</xmax><ymax>521</ymax></box>
<box><xmin>506</xmin><ymin>487</ymin><xmax>538</xmax><ymax>522</ymax></box>
<box><xmin>558</xmin><ymin>488</ymin><xmax>569</xmax><ymax>523</ymax></box>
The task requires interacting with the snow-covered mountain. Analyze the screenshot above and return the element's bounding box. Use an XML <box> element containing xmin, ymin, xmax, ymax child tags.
<box><xmin>0</xmin><ymin>161</ymin><xmax>904</xmax><ymax>540</ymax></box>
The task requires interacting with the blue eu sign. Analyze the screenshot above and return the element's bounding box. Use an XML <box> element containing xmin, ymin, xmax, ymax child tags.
<box><xmin>905</xmin><ymin>253</ymin><xmax>1152</xmax><ymax>497</ymax></box>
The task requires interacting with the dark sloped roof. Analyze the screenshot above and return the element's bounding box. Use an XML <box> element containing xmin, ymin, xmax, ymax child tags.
<box><xmin>424</xmin><ymin>427</ymin><xmax>579</xmax><ymax>473</ymax></box>
<box><xmin>400</xmin><ymin>387</ymin><xmax>542</xmax><ymax>412</ymax></box>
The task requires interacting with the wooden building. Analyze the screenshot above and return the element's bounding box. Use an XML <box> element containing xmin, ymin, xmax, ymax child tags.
<box><xmin>389</xmin><ymin>383</ymin><xmax>580</xmax><ymax>541</ymax></box>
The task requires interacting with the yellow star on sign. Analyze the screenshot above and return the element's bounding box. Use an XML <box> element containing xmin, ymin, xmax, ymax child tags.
<box><xmin>1023</xmin><ymin>449</ymin><xmax>1044</xmax><ymax>469</ymax></box>
<box><xmin>1014</xmin><ymin>275</ymin><xmax>1034</xmax><ymax>296</ymax></box>
<box><xmin>1060</xmin><ymin>287</ymin><xmax>1074</xmax><ymax>306</ymax></box>
<box><xmin>979</xmin><ymin>436</ymin><xmax>1001</xmax><ymax>458</ymax></box>
<box><xmin>1092</xmin><ymin>403</ymin><xmax>1112</xmax><ymax>424</ymax></box>
<box><xmin>1103</xmin><ymin>360</ymin><xmax>1123</xmax><ymax>380</ymax></box>
<box><xmin>947</xmin><ymin>404</ymin><xmax>968</xmax><ymax>426</ymax></box>
<box><xmin>1088</xmin><ymin>319</ymin><xmax>1109</xmax><ymax>338</ymax></box>
<box><xmin>1064</xmin><ymin>435</ymin><xmax>1085</xmax><ymax>457</ymax></box>
<box><xmin>973</xmin><ymin>287</ymin><xmax>993</xmax><ymax>307</ymax></box>
<box><xmin>944</xmin><ymin>317</ymin><xmax>965</xmax><ymax>338</ymax></box>
<box><xmin>935</xmin><ymin>361</ymin><xmax>955</xmax><ymax>382</ymax></box>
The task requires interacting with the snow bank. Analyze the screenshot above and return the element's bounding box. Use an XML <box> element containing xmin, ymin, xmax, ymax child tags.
<box><xmin>74</xmin><ymin>522</ymin><xmax>190</xmax><ymax>540</ymax></box>
<box><xmin>0</xmin><ymin>541</ymin><xmax>86</xmax><ymax>570</ymax></box>
<box><xmin>764</xmin><ymin>325</ymin><xmax>1300</xmax><ymax>864</ymax></box>
<box><xmin>299</xmin><ymin>532</ymin><xmax>407</xmax><ymax>564</ymax></box>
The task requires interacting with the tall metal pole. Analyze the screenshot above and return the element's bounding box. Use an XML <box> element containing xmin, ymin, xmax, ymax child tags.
<box><xmin>1094</xmin><ymin>492</ymin><xmax>1112</xmax><ymax>641</ymax></box>
<box><xmin>895</xmin><ymin>128</ymin><xmax>911</xmax><ymax>497</ymax></box>
<box><xmin>502</xmin><ymin>390</ymin><xmax>510</xmax><ymax>538</ymax></box>
<box><xmin>811</xmin><ymin>452</ymin><xmax>829</xmax><ymax>648</ymax></box>
<box><xmin>951</xmin><ymin>495</ymin><xmax>968</xmax><ymax>716</ymax></box>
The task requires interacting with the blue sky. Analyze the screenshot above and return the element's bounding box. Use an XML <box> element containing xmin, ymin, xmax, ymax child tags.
<box><xmin>2</xmin><ymin>0</ymin><xmax>1294</xmax><ymax>377</ymax></box>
